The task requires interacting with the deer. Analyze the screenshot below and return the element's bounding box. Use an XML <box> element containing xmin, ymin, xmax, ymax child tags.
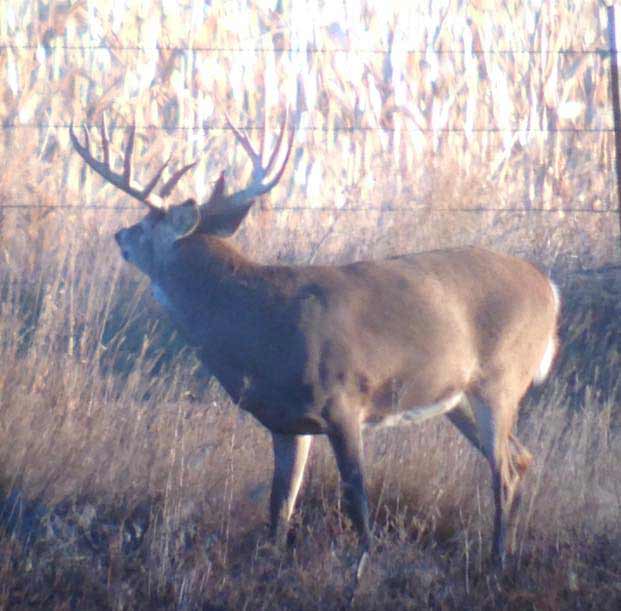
<box><xmin>70</xmin><ymin>110</ymin><xmax>560</xmax><ymax>571</ymax></box>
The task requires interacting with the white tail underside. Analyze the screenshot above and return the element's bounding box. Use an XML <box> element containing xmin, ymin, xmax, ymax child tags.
<box><xmin>534</xmin><ymin>279</ymin><xmax>561</xmax><ymax>385</ymax></box>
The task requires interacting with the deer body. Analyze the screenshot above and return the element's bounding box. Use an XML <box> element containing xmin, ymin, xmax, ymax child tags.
<box><xmin>143</xmin><ymin>238</ymin><xmax>555</xmax><ymax>434</ymax></box>
<box><xmin>72</xmin><ymin>113</ymin><xmax>559</xmax><ymax>568</ymax></box>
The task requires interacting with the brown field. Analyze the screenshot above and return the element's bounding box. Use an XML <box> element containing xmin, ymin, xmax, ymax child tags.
<box><xmin>1</xmin><ymin>1</ymin><xmax>621</xmax><ymax>609</ymax></box>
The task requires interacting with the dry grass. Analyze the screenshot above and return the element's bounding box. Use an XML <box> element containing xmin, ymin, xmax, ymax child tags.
<box><xmin>1</xmin><ymin>1</ymin><xmax>621</xmax><ymax>609</ymax></box>
<box><xmin>1</xmin><ymin>242</ymin><xmax>621</xmax><ymax>609</ymax></box>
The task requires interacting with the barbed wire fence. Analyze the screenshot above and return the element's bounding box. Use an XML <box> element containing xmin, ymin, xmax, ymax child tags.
<box><xmin>1</xmin><ymin>121</ymin><xmax>618</xmax><ymax>214</ymax></box>
<box><xmin>2</xmin><ymin>11</ymin><xmax>621</xmax><ymax>262</ymax></box>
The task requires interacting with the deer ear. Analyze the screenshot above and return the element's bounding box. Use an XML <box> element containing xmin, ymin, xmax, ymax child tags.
<box><xmin>205</xmin><ymin>171</ymin><xmax>226</xmax><ymax>206</ymax></box>
<box><xmin>197</xmin><ymin>171</ymin><xmax>250</xmax><ymax>236</ymax></box>
<box><xmin>203</xmin><ymin>201</ymin><xmax>253</xmax><ymax>237</ymax></box>
<box><xmin>168</xmin><ymin>199</ymin><xmax>199</xmax><ymax>236</ymax></box>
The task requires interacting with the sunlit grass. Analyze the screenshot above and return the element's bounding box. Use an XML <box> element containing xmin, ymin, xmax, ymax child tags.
<box><xmin>1</xmin><ymin>1</ymin><xmax>620</xmax><ymax>609</ymax></box>
<box><xmin>1</xmin><ymin>235</ymin><xmax>620</xmax><ymax>608</ymax></box>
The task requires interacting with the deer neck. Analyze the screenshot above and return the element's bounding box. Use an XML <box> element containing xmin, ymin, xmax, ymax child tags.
<box><xmin>152</xmin><ymin>236</ymin><xmax>287</xmax><ymax>400</ymax></box>
<box><xmin>154</xmin><ymin>235</ymin><xmax>264</xmax><ymax>316</ymax></box>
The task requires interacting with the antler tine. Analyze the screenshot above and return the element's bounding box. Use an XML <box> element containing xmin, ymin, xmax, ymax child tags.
<box><xmin>70</xmin><ymin>116</ymin><xmax>196</xmax><ymax>211</ymax></box>
<box><xmin>69</xmin><ymin>123</ymin><xmax>93</xmax><ymax>165</ymax></box>
<box><xmin>123</xmin><ymin>125</ymin><xmax>135</xmax><ymax>184</ymax></box>
<box><xmin>259</xmin><ymin>104</ymin><xmax>268</xmax><ymax>165</ymax></box>
<box><xmin>141</xmin><ymin>153</ymin><xmax>171</xmax><ymax>199</ymax></box>
<box><xmin>158</xmin><ymin>160</ymin><xmax>198</xmax><ymax>198</ymax></box>
<box><xmin>100</xmin><ymin>116</ymin><xmax>110</xmax><ymax>168</ymax></box>
<box><xmin>225</xmin><ymin>109</ymin><xmax>294</xmax><ymax>208</ymax></box>
<box><xmin>263</xmin><ymin>109</ymin><xmax>289</xmax><ymax>177</ymax></box>
<box><xmin>225</xmin><ymin>112</ymin><xmax>260</xmax><ymax>164</ymax></box>
<box><xmin>81</xmin><ymin>125</ymin><xmax>91</xmax><ymax>153</ymax></box>
<box><xmin>257</xmin><ymin>121</ymin><xmax>295</xmax><ymax>195</ymax></box>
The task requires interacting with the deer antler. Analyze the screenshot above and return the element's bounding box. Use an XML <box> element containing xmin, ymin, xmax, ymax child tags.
<box><xmin>222</xmin><ymin>109</ymin><xmax>295</xmax><ymax>210</ymax></box>
<box><xmin>69</xmin><ymin>116</ymin><xmax>196</xmax><ymax>211</ymax></box>
<box><xmin>174</xmin><ymin>109</ymin><xmax>295</xmax><ymax>241</ymax></box>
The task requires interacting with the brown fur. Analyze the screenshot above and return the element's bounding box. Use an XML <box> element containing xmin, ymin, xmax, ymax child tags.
<box><xmin>74</xmin><ymin>121</ymin><xmax>560</xmax><ymax>568</ymax></box>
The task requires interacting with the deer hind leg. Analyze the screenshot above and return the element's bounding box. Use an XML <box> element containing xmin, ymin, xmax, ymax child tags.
<box><xmin>505</xmin><ymin>431</ymin><xmax>533</xmax><ymax>552</ymax></box>
<box><xmin>447</xmin><ymin>403</ymin><xmax>532</xmax><ymax>467</ymax></box>
<box><xmin>446</xmin><ymin>403</ymin><xmax>485</xmax><ymax>456</ymax></box>
<box><xmin>270</xmin><ymin>433</ymin><xmax>313</xmax><ymax>545</ymax></box>
<box><xmin>468</xmin><ymin>393</ymin><xmax>532</xmax><ymax>568</ymax></box>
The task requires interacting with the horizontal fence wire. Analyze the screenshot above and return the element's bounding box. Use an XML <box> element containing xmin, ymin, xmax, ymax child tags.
<box><xmin>0</xmin><ymin>44</ymin><xmax>611</xmax><ymax>55</ymax></box>
<box><xmin>1</xmin><ymin>124</ymin><xmax>617</xmax><ymax>213</ymax></box>
<box><xmin>1</xmin><ymin>43</ymin><xmax>615</xmax><ymax>215</ymax></box>
<box><xmin>0</xmin><ymin>125</ymin><xmax>617</xmax><ymax>133</ymax></box>
<box><xmin>1</xmin><ymin>204</ymin><xmax>617</xmax><ymax>214</ymax></box>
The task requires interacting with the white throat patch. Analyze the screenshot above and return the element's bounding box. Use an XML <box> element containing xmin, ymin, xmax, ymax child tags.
<box><xmin>151</xmin><ymin>283</ymin><xmax>173</xmax><ymax>311</ymax></box>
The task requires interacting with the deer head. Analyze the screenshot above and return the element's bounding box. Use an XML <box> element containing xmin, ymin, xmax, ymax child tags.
<box><xmin>70</xmin><ymin>113</ymin><xmax>294</xmax><ymax>277</ymax></box>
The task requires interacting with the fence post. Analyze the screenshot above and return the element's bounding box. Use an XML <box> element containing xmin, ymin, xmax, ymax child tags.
<box><xmin>605</xmin><ymin>1</ymin><xmax>621</xmax><ymax>251</ymax></box>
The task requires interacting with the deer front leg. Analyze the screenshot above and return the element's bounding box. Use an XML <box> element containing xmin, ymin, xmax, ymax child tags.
<box><xmin>327</xmin><ymin>411</ymin><xmax>371</xmax><ymax>550</ymax></box>
<box><xmin>327</xmin><ymin>406</ymin><xmax>372</xmax><ymax>593</ymax></box>
<box><xmin>270</xmin><ymin>433</ymin><xmax>312</xmax><ymax>545</ymax></box>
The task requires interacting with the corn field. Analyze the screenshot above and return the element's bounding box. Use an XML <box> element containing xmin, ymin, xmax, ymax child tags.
<box><xmin>1</xmin><ymin>0</ymin><xmax>618</xmax><ymax>266</ymax></box>
<box><xmin>1</xmin><ymin>2</ymin><xmax>621</xmax><ymax>609</ymax></box>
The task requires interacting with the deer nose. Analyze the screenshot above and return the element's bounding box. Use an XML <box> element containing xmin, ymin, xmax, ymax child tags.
<box><xmin>114</xmin><ymin>229</ymin><xmax>127</xmax><ymax>245</ymax></box>
<box><xmin>114</xmin><ymin>229</ymin><xmax>130</xmax><ymax>260</ymax></box>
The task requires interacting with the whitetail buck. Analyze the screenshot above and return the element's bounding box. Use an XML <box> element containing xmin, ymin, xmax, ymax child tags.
<box><xmin>70</xmin><ymin>111</ymin><xmax>559</xmax><ymax>568</ymax></box>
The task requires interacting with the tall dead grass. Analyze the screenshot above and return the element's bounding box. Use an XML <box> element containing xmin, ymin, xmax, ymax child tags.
<box><xmin>1</xmin><ymin>250</ymin><xmax>620</xmax><ymax>608</ymax></box>
<box><xmin>1</xmin><ymin>135</ymin><xmax>621</xmax><ymax>609</ymax></box>
<box><xmin>1</xmin><ymin>1</ymin><xmax>621</xmax><ymax>609</ymax></box>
